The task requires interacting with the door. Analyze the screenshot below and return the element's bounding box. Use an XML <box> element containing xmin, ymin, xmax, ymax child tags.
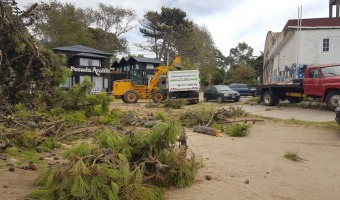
<box><xmin>303</xmin><ymin>68</ymin><xmax>322</xmax><ymax>96</ymax></box>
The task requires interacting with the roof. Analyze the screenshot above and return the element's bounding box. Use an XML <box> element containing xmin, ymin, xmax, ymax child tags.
<box><xmin>129</xmin><ymin>56</ymin><xmax>162</xmax><ymax>64</ymax></box>
<box><xmin>74</xmin><ymin>53</ymin><xmax>108</xmax><ymax>59</ymax></box>
<box><xmin>52</xmin><ymin>45</ymin><xmax>112</xmax><ymax>56</ymax></box>
<box><xmin>282</xmin><ymin>17</ymin><xmax>340</xmax><ymax>36</ymax></box>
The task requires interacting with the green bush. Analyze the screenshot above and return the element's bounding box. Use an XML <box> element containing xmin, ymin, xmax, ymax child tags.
<box><xmin>163</xmin><ymin>99</ymin><xmax>186</xmax><ymax>109</ymax></box>
<box><xmin>225</xmin><ymin>123</ymin><xmax>251</xmax><ymax>137</ymax></box>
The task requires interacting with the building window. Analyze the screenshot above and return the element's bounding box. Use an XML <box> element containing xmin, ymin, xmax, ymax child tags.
<box><xmin>104</xmin><ymin>78</ymin><xmax>108</xmax><ymax>89</ymax></box>
<box><xmin>93</xmin><ymin>76</ymin><xmax>103</xmax><ymax>89</ymax></box>
<box><xmin>146</xmin><ymin>64</ymin><xmax>154</xmax><ymax>69</ymax></box>
<box><xmin>80</xmin><ymin>58</ymin><xmax>91</xmax><ymax>66</ymax></box>
<box><xmin>136</xmin><ymin>64</ymin><xmax>139</xmax><ymax>69</ymax></box>
<box><xmin>80</xmin><ymin>58</ymin><xmax>101</xmax><ymax>67</ymax></box>
<box><xmin>92</xmin><ymin>59</ymin><xmax>101</xmax><ymax>67</ymax></box>
<box><xmin>79</xmin><ymin>76</ymin><xmax>86</xmax><ymax>84</ymax></box>
<box><xmin>323</xmin><ymin>38</ymin><xmax>329</xmax><ymax>52</ymax></box>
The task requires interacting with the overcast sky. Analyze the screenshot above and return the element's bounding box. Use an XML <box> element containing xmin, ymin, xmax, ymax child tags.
<box><xmin>18</xmin><ymin>0</ymin><xmax>330</xmax><ymax>57</ymax></box>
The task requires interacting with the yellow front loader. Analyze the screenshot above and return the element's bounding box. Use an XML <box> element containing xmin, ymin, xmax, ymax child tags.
<box><xmin>112</xmin><ymin>57</ymin><xmax>182</xmax><ymax>103</ymax></box>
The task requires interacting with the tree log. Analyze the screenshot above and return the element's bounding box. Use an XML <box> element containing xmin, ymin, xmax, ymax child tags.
<box><xmin>193</xmin><ymin>125</ymin><xmax>222</xmax><ymax>137</ymax></box>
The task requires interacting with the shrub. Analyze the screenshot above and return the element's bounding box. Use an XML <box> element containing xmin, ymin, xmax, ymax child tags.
<box><xmin>225</xmin><ymin>123</ymin><xmax>251</xmax><ymax>137</ymax></box>
<box><xmin>163</xmin><ymin>99</ymin><xmax>186</xmax><ymax>109</ymax></box>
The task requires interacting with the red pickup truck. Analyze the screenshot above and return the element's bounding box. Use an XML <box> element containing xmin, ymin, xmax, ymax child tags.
<box><xmin>259</xmin><ymin>64</ymin><xmax>340</xmax><ymax>110</ymax></box>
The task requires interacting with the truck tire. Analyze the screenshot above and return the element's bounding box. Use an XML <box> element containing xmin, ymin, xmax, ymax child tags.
<box><xmin>121</xmin><ymin>95</ymin><xmax>127</xmax><ymax>103</ymax></box>
<box><xmin>262</xmin><ymin>91</ymin><xmax>278</xmax><ymax>106</ymax></box>
<box><xmin>123</xmin><ymin>90</ymin><xmax>139</xmax><ymax>103</ymax></box>
<box><xmin>325</xmin><ymin>90</ymin><xmax>340</xmax><ymax>110</ymax></box>
<box><xmin>152</xmin><ymin>90</ymin><xmax>166</xmax><ymax>103</ymax></box>
<box><xmin>288</xmin><ymin>97</ymin><xmax>303</xmax><ymax>103</ymax></box>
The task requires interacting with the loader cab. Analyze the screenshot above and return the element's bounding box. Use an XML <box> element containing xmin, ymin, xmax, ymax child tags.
<box><xmin>130</xmin><ymin>70</ymin><xmax>147</xmax><ymax>85</ymax></box>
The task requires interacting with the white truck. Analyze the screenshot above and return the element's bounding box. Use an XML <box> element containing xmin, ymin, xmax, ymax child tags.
<box><xmin>166</xmin><ymin>70</ymin><xmax>200</xmax><ymax>104</ymax></box>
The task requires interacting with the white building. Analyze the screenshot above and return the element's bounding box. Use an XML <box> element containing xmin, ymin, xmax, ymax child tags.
<box><xmin>263</xmin><ymin>18</ymin><xmax>340</xmax><ymax>84</ymax></box>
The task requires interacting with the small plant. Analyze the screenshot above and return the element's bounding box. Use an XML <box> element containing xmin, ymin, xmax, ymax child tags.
<box><xmin>163</xmin><ymin>99</ymin><xmax>186</xmax><ymax>109</ymax></box>
<box><xmin>228</xmin><ymin>106</ymin><xmax>245</xmax><ymax>117</ymax></box>
<box><xmin>155</xmin><ymin>110</ymin><xmax>169</xmax><ymax>122</ymax></box>
<box><xmin>225</xmin><ymin>123</ymin><xmax>251</xmax><ymax>137</ymax></box>
<box><xmin>284</xmin><ymin>151</ymin><xmax>304</xmax><ymax>162</ymax></box>
<box><xmin>210</xmin><ymin>122</ymin><xmax>223</xmax><ymax>130</ymax></box>
<box><xmin>243</xmin><ymin>97</ymin><xmax>260</xmax><ymax>105</ymax></box>
<box><xmin>145</xmin><ymin>101</ymin><xmax>162</xmax><ymax>108</ymax></box>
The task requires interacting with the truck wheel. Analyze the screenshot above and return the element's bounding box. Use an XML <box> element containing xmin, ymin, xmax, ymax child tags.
<box><xmin>204</xmin><ymin>96</ymin><xmax>208</xmax><ymax>102</ymax></box>
<box><xmin>123</xmin><ymin>90</ymin><xmax>139</xmax><ymax>103</ymax></box>
<box><xmin>152</xmin><ymin>90</ymin><xmax>166</xmax><ymax>103</ymax></box>
<box><xmin>121</xmin><ymin>95</ymin><xmax>127</xmax><ymax>103</ymax></box>
<box><xmin>288</xmin><ymin>97</ymin><xmax>303</xmax><ymax>103</ymax></box>
<box><xmin>262</xmin><ymin>91</ymin><xmax>278</xmax><ymax>106</ymax></box>
<box><xmin>325</xmin><ymin>90</ymin><xmax>340</xmax><ymax>110</ymax></box>
<box><xmin>217</xmin><ymin>96</ymin><xmax>223</xmax><ymax>103</ymax></box>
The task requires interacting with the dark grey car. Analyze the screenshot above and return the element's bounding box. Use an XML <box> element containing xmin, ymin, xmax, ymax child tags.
<box><xmin>204</xmin><ymin>85</ymin><xmax>240</xmax><ymax>103</ymax></box>
<box><xmin>228</xmin><ymin>83</ymin><xmax>258</xmax><ymax>97</ymax></box>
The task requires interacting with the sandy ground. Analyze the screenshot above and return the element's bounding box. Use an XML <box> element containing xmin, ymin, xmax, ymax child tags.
<box><xmin>1</xmin><ymin>99</ymin><xmax>340</xmax><ymax>200</ymax></box>
<box><xmin>166</xmin><ymin>122</ymin><xmax>340</xmax><ymax>200</ymax></box>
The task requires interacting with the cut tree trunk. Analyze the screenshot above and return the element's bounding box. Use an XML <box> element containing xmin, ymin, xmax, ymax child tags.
<box><xmin>193</xmin><ymin>126</ymin><xmax>222</xmax><ymax>137</ymax></box>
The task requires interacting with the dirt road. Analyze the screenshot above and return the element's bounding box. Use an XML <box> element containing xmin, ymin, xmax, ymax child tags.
<box><xmin>166</xmin><ymin>121</ymin><xmax>340</xmax><ymax>200</ymax></box>
<box><xmin>165</xmin><ymin>97</ymin><xmax>340</xmax><ymax>200</ymax></box>
<box><xmin>241</xmin><ymin>103</ymin><xmax>334</xmax><ymax>122</ymax></box>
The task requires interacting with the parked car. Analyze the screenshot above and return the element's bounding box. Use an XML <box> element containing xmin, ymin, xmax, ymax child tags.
<box><xmin>335</xmin><ymin>103</ymin><xmax>340</xmax><ymax>125</ymax></box>
<box><xmin>204</xmin><ymin>85</ymin><xmax>240</xmax><ymax>103</ymax></box>
<box><xmin>228</xmin><ymin>83</ymin><xmax>258</xmax><ymax>97</ymax></box>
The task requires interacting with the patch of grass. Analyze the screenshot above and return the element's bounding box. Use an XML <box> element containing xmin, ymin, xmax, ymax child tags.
<box><xmin>63</xmin><ymin>142</ymin><xmax>98</xmax><ymax>159</ymax></box>
<box><xmin>247</xmin><ymin>113</ymin><xmax>340</xmax><ymax>130</ymax></box>
<box><xmin>5</xmin><ymin>147</ymin><xmax>42</xmax><ymax>165</ymax></box>
<box><xmin>284</xmin><ymin>151</ymin><xmax>304</xmax><ymax>162</ymax></box>
<box><xmin>145</xmin><ymin>101</ymin><xmax>162</xmax><ymax>108</ymax></box>
<box><xmin>36</xmin><ymin>138</ymin><xmax>61</xmax><ymax>152</ymax></box>
<box><xmin>65</xmin><ymin>111</ymin><xmax>87</xmax><ymax>124</ymax></box>
<box><xmin>163</xmin><ymin>99</ymin><xmax>186</xmax><ymax>109</ymax></box>
<box><xmin>210</xmin><ymin>122</ymin><xmax>223</xmax><ymax>130</ymax></box>
<box><xmin>189</xmin><ymin>102</ymin><xmax>219</xmax><ymax>110</ymax></box>
<box><xmin>243</xmin><ymin>97</ymin><xmax>261</xmax><ymax>105</ymax></box>
<box><xmin>225</xmin><ymin>123</ymin><xmax>251</xmax><ymax>137</ymax></box>
<box><xmin>155</xmin><ymin>110</ymin><xmax>169</xmax><ymax>122</ymax></box>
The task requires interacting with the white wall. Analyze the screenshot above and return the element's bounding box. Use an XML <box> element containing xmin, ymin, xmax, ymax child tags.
<box><xmin>269</xmin><ymin>28</ymin><xmax>340</xmax><ymax>82</ymax></box>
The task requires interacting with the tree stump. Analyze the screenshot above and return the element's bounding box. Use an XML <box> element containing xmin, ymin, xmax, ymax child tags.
<box><xmin>192</xmin><ymin>126</ymin><xmax>222</xmax><ymax>137</ymax></box>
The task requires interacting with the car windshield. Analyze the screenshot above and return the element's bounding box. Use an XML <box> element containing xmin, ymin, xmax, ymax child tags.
<box><xmin>215</xmin><ymin>85</ymin><xmax>231</xmax><ymax>91</ymax></box>
<box><xmin>321</xmin><ymin>66</ymin><xmax>340</xmax><ymax>77</ymax></box>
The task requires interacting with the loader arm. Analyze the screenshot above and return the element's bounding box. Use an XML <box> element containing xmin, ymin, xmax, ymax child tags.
<box><xmin>148</xmin><ymin>66</ymin><xmax>168</xmax><ymax>95</ymax></box>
